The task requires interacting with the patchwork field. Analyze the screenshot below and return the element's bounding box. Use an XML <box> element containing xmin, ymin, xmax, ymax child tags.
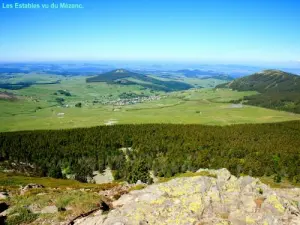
<box><xmin>1</xmin><ymin>73</ymin><xmax>300</xmax><ymax>132</ymax></box>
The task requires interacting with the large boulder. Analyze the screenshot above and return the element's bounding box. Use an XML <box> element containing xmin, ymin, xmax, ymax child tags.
<box><xmin>74</xmin><ymin>168</ymin><xmax>300</xmax><ymax>225</ymax></box>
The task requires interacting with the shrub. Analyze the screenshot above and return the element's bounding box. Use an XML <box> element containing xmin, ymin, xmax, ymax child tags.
<box><xmin>126</xmin><ymin>159</ymin><xmax>151</xmax><ymax>184</ymax></box>
<box><xmin>129</xmin><ymin>184</ymin><xmax>146</xmax><ymax>192</ymax></box>
<box><xmin>273</xmin><ymin>174</ymin><xmax>282</xmax><ymax>183</ymax></box>
<box><xmin>75</xmin><ymin>102</ymin><xmax>82</xmax><ymax>108</ymax></box>
<box><xmin>6</xmin><ymin>207</ymin><xmax>38</xmax><ymax>225</ymax></box>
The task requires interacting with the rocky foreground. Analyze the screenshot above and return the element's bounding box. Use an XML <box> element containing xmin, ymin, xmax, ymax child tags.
<box><xmin>75</xmin><ymin>169</ymin><xmax>300</xmax><ymax>225</ymax></box>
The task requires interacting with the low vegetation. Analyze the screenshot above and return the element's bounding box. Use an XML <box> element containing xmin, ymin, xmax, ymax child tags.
<box><xmin>56</xmin><ymin>89</ymin><xmax>71</xmax><ymax>96</ymax></box>
<box><xmin>128</xmin><ymin>184</ymin><xmax>146</xmax><ymax>191</ymax></box>
<box><xmin>3</xmin><ymin>184</ymin><xmax>104</xmax><ymax>224</ymax></box>
<box><xmin>158</xmin><ymin>171</ymin><xmax>217</xmax><ymax>183</ymax></box>
<box><xmin>6</xmin><ymin>207</ymin><xmax>39</xmax><ymax>225</ymax></box>
<box><xmin>0</xmin><ymin>172</ymin><xmax>117</xmax><ymax>190</ymax></box>
<box><xmin>1</xmin><ymin>87</ymin><xmax>299</xmax><ymax>132</ymax></box>
<box><xmin>0</xmin><ymin>171</ymin><xmax>119</xmax><ymax>224</ymax></box>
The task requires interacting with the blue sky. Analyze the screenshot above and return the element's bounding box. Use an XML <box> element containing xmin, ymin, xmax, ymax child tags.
<box><xmin>0</xmin><ymin>0</ymin><xmax>300</xmax><ymax>65</ymax></box>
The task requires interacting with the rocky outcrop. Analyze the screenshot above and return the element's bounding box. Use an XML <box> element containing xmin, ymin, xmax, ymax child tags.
<box><xmin>99</xmin><ymin>183</ymin><xmax>133</xmax><ymax>202</ymax></box>
<box><xmin>20</xmin><ymin>183</ymin><xmax>44</xmax><ymax>195</ymax></box>
<box><xmin>91</xmin><ymin>168</ymin><xmax>114</xmax><ymax>184</ymax></box>
<box><xmin>74</xmin><ymin>169</ymin><xmax>300</xmax><ymax>225</ymax></box>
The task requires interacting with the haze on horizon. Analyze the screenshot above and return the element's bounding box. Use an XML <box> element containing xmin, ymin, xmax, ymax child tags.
<box><xmin>0</xmin><ymin>0</ymin><xmax>299</xmax><ymax>67</ymax></box>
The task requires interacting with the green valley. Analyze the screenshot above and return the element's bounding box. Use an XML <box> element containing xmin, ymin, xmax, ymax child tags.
<box><xmin>1</xmin><ymin>70</ymin><xmax>300</xmax><ymax>132</ymax></box>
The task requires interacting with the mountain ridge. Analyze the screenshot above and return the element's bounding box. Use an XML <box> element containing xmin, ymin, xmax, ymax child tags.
<box><xmin>177</xmin><ymin>69</ymin><xmax>234</xmax><ymax>80</ymax></box>
<box><xmin>86</xmin><ymin>69</ymin><xmax>193</xmax><ymax>92</ymax></box>
<box><xmin>218</xmin><ymin>69</ymin><xmax>300</xmax><ymax>92</ymax></box>
<box><xmin>217</xmin><ymin>69</ymin><xmax>300</xmax><ymax>113</ymax></box>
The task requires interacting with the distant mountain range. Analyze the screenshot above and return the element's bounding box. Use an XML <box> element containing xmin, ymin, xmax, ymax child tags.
<box><xmin>217</xmin><ymin>69</ymin><xmax>300</xmax><ymax>113</ymax></box>
<box><xmin>86</xmin><ymin>69</ymin><xmax>193</xmax><ymax>92</ymax></box>
<box><xmin>177</xmin><ymin>69</ymin><xmax>234</xmax><ymax>80</ymax></box>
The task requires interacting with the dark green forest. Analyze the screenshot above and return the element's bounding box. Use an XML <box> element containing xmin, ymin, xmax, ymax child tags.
<box><xmin>0</xmin><ymin>122</ymin><xmax>300</xmax><ymax>184</ymax></box>
<box><xmin>0</xmin><ymin>81</ymin><xmax>61</xmax><ymax>90</ymax></box>
<box><xmin>217</xmin><ymin>69</ymin><xmax>300</xmax><ymax>113</ymax></box>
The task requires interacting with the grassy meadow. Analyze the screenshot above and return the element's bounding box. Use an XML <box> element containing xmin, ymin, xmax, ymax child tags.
<box><xmin>1</xmin><ymin>73</ymin><xmax>300</xmax><ymax>132</ymax></box>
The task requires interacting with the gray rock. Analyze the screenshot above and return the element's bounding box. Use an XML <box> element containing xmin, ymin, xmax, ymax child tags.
<box><xmin>74</xmin><ymin>168</ymin><xmax>300</xmax><ymax>225</ymax></box>
<box><xmin>240</xmin><ymin>195</ymin><xmax>256</xmax><ymax>213</ymax></box>
<box><xmin>238</xmin><ymin>176</ymin><xmax>256</xmax><ymax>188</ymax></box>
<box><xmin>136</xmin><ymin>180</ymin><xmax>143</xmax><ymax>185</ymax></box>
<box><xmin>40</xmin><ymin>205</ymin><xmax>58</xmax><ymax>214</ymax></box>
<box><xmin>261</xmin><ymin>195</ymin><xmax>285</xmax><ymax>216</ymax></box>
<box><xmin>0</xmin><ymin>192</ymin><xmax>8</xmax><ymax>200</ymax></box>
<box><xmin>92</xmin><ymin>168</ymin><xmax>114</xmax><ymax>184</ymax></box>
<box><xmin>228</xmin><ymin>210</ymin><xmax>246</xmax><ymax>225</ymax></box>
<box><xmin>28</xmin><ymin>204</ymin><xmax>40</xmax><ymax>214</ymax></box>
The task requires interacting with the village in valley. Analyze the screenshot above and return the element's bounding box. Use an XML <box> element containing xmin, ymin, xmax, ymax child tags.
<box><xmin>101</xmin><ymin>94</ymin><xmax>163</xmax><ymax>106</ymax></box>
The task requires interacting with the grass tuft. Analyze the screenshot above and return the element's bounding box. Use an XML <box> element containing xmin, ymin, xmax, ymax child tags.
<box><xmin>129</xmin><ymin>184</ymin><xmax>146</xmax><ymax>192</ymax></box>
<box><xmin>6</xmin><ymin>207</ymin><xmax>38</xmax><ymax>225</ymax></box>
<box><xmin>158</xmin><ymin>171</ymin><xmax>217</xmax><ymax>183</ymax></box>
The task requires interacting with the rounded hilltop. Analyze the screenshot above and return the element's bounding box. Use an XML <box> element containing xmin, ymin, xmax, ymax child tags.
<box><xmin>257</xmin><ymin>69</ymin><xmax>294</xmax><ymax>76</ymax></box>
<box><xmin>114</xmin><ymin>69</ymin><xmax>128</xmax><ymax>73</ymax></box>
<box><xmin>86</xmin><ymin>68</ymin><xmax>193</xmax><ymax>92</ymax></box>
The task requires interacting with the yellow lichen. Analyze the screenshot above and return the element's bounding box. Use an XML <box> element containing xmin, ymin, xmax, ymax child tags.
<box><xmin>267</xmin><ymin>195</ymin><xmax>285</xmax><ymax>213</ymax></box>
<box><xmin>151</xmin><ymin>197</ymin><xmax>166</xmax><ymax>205</ymax></box>
<box><xmin>208</xmin><ymin>191</ymin><xmax>221</xmax><ymax>201</ymax></box>
<box><xmin>159</xmin><ymin>185</ymin><xmax>172</xmax><ymax>194</ymax></box>
<box><xmin>224</xmin><ymin>181</ymin><xmax>240</xmax><ymax>192</ymax></box>
<box><xmin>189</xmin><ymin>202</ymin><xmax>202</xmax><ymax>212</ymax></box>
<box><xmin>246</xmin><ymin>216</ymin><xmax>255</xmax><ymax>224</ymax></box>
<box><xmin>216</xmin><ymin>222</ymin><xmax>230</xmax><ymax>225</ymax></box>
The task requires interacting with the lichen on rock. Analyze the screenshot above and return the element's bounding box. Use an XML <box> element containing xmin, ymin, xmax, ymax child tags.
<box><xmin>74</xmin><ymin>168</ymin><xmax>300</xmax><ymax>225</ymax></box>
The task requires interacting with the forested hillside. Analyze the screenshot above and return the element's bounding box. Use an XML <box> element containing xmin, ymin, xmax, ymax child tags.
<box><xmin>1</xmin><ymin>122</ymin><xmax>300</xmax><ymax>184</ymax></box>
<box><xmin>86</xmin><ymin>69</ymin><xmax>193</xmax><ymax>91</ymax></box>
<box><xmin>217</xmin><ymin>69</ymin><xmax>300</xmax><ymax>113</ymax></box>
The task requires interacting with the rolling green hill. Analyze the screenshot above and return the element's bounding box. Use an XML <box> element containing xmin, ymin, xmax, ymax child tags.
<box><xmin>86</xmin><ymin>69</ymin><xmax>193</xmax><ymax>91</ymax></box>
<box><xmin>217</xmin><ymin>69</ymin><xmax>300</xmax><ymax>113</ymax></box>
